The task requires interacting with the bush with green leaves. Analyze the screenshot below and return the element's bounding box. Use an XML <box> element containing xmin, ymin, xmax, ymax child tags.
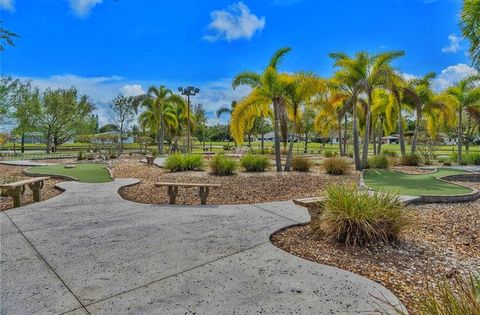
<box><xmin>165</xmin><ymin>154</ymin><xmax>204</xmax><ymax>172</ymax></box>
<box><xmin>312</xmin><ymin>184</ymin><xmax>409</xmax><ymax>247</ymax></box>
<box><xmin>465</xmin><ymin>152</ymin><xmax>480</xmax><ymax>165</ymax></box>
<box><xmin>150</xmin><ymin>148</ymin><xmax>158</xmax><ymax>157</ymax></box>
<box><xmin>381</xmin><ymin>150</ymin><xmax>398</xmax><ymax>157</ymax></box>
<box><xmin>77</xmin><ymin>151</ymin><xmax>85</xmax><ymax>161</ymax></box>
<box><xmin>419</xmin><ymin>275</ymin><xmax>480</xmax><ymax>315</ymax></box>
<box><xmin>240</xmin><ymin>154</ymin><xmax>269</xmax><ymax>172</ymax></box>
<box><xmin>323</xmin><ymin>157</ymin><xmax>349</xmax><ymax>175</ymax></box>
<box><xmin>400</xmin><ymin>153</ymin><xmax>421</xmax><ymax>166</ymax></box>
<box><xmin>210</xmin><ymin>154</ymin><xmax>237</xmax><ymax>176</ymax></box>
<box><xmin>368</xmin><ymin>154</ymin><xmax>389</xmax><ymax>169</ymax></box>
<box><xmin>324</xmin><ymin>150</ymin><xmax>338</xmax><ymax>158</ymax></box>
<box><xmin>292</xmin><ymin>156</ymin><xmax>312</xmax><ymax>172</ymax></box>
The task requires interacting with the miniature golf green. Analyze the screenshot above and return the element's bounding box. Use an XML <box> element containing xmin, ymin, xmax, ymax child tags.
<box><xmin>363</xmin><ymin>168</ymin><xmax>473</xmax><ymax>196</ymax></box>
<box><xmin>27</xmin><ymin>164</ymin><xmax>113</xmax><ymax>183</ymax></box>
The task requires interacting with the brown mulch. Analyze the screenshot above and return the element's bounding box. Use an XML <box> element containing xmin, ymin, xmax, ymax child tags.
<box><xmin>0</xmin><ymin>164</ymin><xmax>63</xmax><ymax>211</ymax></box>
<box><xmin>112</xmin><ymin>158</ymin><xmax>359</xmax><ymax>205</ymax></box>
<box><xmin>271</xmin><ymin>200</ymin><xmax>480</xmax><ymax>313</ymax></box>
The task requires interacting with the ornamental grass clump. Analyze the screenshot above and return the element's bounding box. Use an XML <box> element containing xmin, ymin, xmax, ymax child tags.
<box><xmin>419</xmin><ymin>275</ymin><xmax>480</xmax><ymax>315</ymax></box>
<box><xmin>240</xmin><ymin>154</ymin><xmax>269</xmax><ymax>172</ymax></box>
<box><xmin>323</xmin><ymin>157</ymin><xmax>349</xmax><ymax>175</ymax></box>
<box><xmin>210</xmin><ymin>154</ymin><xmax>237</xmax><ymax>176</ymax></box>
<box><xmin>165</xmin><ymin>154</ymin><xmax>204</xmax><ymax>172</ymax></box>
<box><xmin>292</xmin><ymin>156</ymin><xmax>312</xmax><ymax>172</ymax></box>
<box><xmin>312</xmin><ymin>184</ymin><xmax>409</xmax><ymax>247</ymax></box>
<box><xmin>368</xmin><ymin>154</ymin><xmax>389</xmax><ymax>169</ymax></box>
<box><xmin>400</xmin><ymin>153</ymin><xmax>421</xmax><ymax>166</ymax></box>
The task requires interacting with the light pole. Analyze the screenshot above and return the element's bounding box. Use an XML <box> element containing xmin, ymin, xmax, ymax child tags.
<box><xmin>178</xmin><ymin>86</ymin><xmax>200</xmax><ymax>153</ymax></box>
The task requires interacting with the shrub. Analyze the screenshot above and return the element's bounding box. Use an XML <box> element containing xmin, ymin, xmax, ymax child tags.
<box><xmin>465</xmin><ymin>153</ymin><xmax>480</xmax><ymax>165</ymax></box>
<box><xmin>77</xmin><ymin>151</ymin><xmax>85</xmax><ymax>161</ymax></box>
<box><xmin>323</xmin><ymin>157</ymin><xmax>349</xmax><ymax>175</ymax></box>
<box><xmin>400</xmin><ymin>153</ymin><xmax>421</xmax><ymax>166</ymax></box>
<box><xmin>165</xmin><ymin>154</ymin><xmax>204</xmax><ymax>172</ymax></box>
<box><xmin>210</xmin><ymin>154</ymin><xmax>237</xmax><ymax>176</ymax></box>
<box><xmin>419</xmin><ymin>275</ymin><xmax>480</xmax><ymax>315</ymax></box>
<box><xmin>381</xmin><ymin>150</ymin><xmax>398</xmax><ymax>157</ymax></box>
<box><xmin>86</xmin><ymin>153</ymin><xmax>95</xmax><ymax>160</ymax></box>
<box><xmin>324</xmin><ymin>150</ymin><xmax>338</xmax><ymax>158</ymax></box>
<box><xmin>292</xmin><ymin>156</ymin><xmax>312</xmax><ymax>172</ymax></box>
<box><xmin>368</xmin><ymin>155</ymin><xmax>389</xmax><ymax>169</ymax></box>
<box><xmin>150</xmin><ymin>148</ymin><xmax>158</xmax><ymax>157</ymax></box>
<box><xmin>312</xmin><ymin>185</ymin><xmax>409</xmax><ymax>247</ymax></box>
<box><xmin>240</xmin><ymin>154</ymin><xmax>269</xmax><ymax>172</ymax></box>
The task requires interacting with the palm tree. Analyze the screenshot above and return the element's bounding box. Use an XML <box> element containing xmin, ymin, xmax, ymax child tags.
<box><xmin>232</xmin><ymin>47</ymin><xmax>292</xmax><ymax>171</ymax></box>
<box><xmin>371</xmin><ymin>89</ymin><xmax>396</xmax><ymax>155</ymax></box>
<box><xmin>140</xmin><ymin>86</ymin><xmax>184</xmax><ymax>155</ymax></box>
<box><xmin>460</xmin><ymin>0</ymin><xmax>480</xmax><ymax>70</ymax></box>
<box><xmin>403</xmin><ymin>72</ymin><xmax>437</xmax><ymax>154</ymax></box>
<box><xmin>384</xmin><ymin>69</ymin><xmax>408</xmax><ymax>157</ymax></box>
<box><xmin>216</xmin><ymin>100</ymin><xmax>237</xmax><ymax>143</ymax></box>
<box><xmin>282</xmin><ymin>73</ymin><xmax>324</xmax><ymax>171</ymax></box>
<box><xmin>445</xmin><ymin>75</ymin><xmax>480</xmax><ymax>163</ymax></box>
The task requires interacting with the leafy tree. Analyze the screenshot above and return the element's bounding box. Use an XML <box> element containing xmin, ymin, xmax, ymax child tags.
<box><xmin>445</xmin><ymin>75</ymin><xmax>480</xmax><ymax>163</ymax></box>
<box><xmin>0</xmin><ymin>21</ymin><xmax>19</xmax><ymax>52</ymax></box>
<box><xmin>99</xmin><ymin>124</ymin><xmax>119</xmax><ymax>133</ymax></box>
<box><xmin>232</xmin><ymin>47</ymin><xmax>292</xmax><ymax>171</ymax></box>
<box><xmin>460</xmin><ymin>0</ymin><xmax>480</xmax><ymax>70</ymax></box>
<box><xmin>12</xmin><ymin>82</ymin><xmax>40</xmax><ymax>152</ymax></box>
<box><xmin>139</xmin><ymin>86</ymin><xmax>184</xmax><ymax>154</ymax></box>
<box><xmin>110</xmin><ymin>94</ymin><xmax>139</xmax><ymax>152</ymax></box>
<box><xmin>0</xmin><ymin>77</ymin><xmax>22</xmax><ymax>126</ymax></box>
<box><xmin>193</xmin><ymin>103</ymin><xmax>208</xmax><ymax>143</ymax></box>
<box><xmin>32</xmin><ymin>87</ymin><xmax>95</xmax><ymax>153</ymax></box>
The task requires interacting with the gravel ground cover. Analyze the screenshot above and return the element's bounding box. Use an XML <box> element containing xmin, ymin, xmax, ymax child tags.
<box><xmin>272</xmin><ymin>187</ymin><xmax>480</xmax><ymax>313</ymax></box>
<box><xmin>112</xmin><ymin>158</ymin><xmax>359</xmax><ymax>205</ymax></box>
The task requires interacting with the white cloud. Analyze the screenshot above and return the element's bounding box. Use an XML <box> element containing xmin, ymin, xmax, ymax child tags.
<box><xmin>120</xmin><ymin>84</ymin><xmax>145</xmax><ymax>97</ymax></box>
<box><xmin>203</xmin><ymin>2</ymin><xmax>265</xmax><ymax>42</ymax></box>
<box><xmin>68</xmin><ymin>0</ymin><xmax>103</xmax><ymax>17</ymax></box>
<box><xmin>432</xmin><ymin>63</ymin><xmax>478</xmax><ymax>91</ymax></box>
<box><xmin>0</xmin><ymin>0</ymin><xmax>15</xmax><ymax>12</ymax></box>
<box><xmin>441</xmin><ymin>33</ymin><xmax>462</xmax><ymax>54</ymax></box>
<box><xmin>401</xmin><ymin>72</ymin><xmax>418</xmax><ymax>81</ymax></box>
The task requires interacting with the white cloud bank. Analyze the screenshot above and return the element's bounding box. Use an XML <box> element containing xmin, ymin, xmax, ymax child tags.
<box><xmin>432</xmin><ymin>63</ymin><xmax>478</xmax><ymax>91</ymax></box>
<box><xmin>120</xmin><ymin>84</ymin><xmax>145</xmax><ymax>97</ymax></box>
<box><xmin>0</xmin><ymin>0</ymin><xmax>15</xmax><ymax>12</ymax></box>
<box><xmin>68</xmin><ymin>0</ymin><xmax>103</xmax><ymax>17</ymax></box>
<box><xmin>204</xmin><ymin>2</ymin><xmax>265</xmax><ymax>42</ymax></box>
<box><xmin>441</xmin><ymin>33</ymin><xmax>462</xmax><ymax>54</ymax></box>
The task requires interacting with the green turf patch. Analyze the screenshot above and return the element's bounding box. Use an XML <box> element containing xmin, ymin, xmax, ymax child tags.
<box><xmin>363</xmin><ymin>168</ymin><xmax>473</xmax><ymax>196</ymax></box>
<box><xmin>27</xmin><ymin>164</ymin><xmax>113</xmax><ymax>183</ymax></box>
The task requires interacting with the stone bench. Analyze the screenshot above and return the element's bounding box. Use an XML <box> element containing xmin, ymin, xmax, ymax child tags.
<box><xmin>293</xmin><ymin>197</ymin><xmax>325</xmax><ymax>221</ymax></box>
<box><xmin>0</xmin><ymin>177</ymin><xmax>50</xmax><ymax>208</ymax></box>
<box><xmin>155</xmin><ymin>182</ymin><xmax>221</xmax><ymax>205</ymax></box>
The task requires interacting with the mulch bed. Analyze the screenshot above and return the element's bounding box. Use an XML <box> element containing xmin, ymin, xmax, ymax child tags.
<box><xmin>271</xmin><ymin>194</ymin><xmax>480</xmax><ymax>313</ymax></box>
<box><xmin>112</xmin><ymin>158</ymin><xmax>359</xmax><ymax>205</ymax></box>
<box><xmin>0</xmin><ymin>164</ymin><xmax>63</xmax><ymax>211</ymax></box>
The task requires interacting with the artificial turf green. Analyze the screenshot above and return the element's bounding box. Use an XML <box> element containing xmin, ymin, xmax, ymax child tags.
<box><xmin>28</xmin><ymin>164</ymin><xmax>113</xmax><ymax>183</ymax></box>
<box><xmin>363</xmin><ymin>168</ymin><xmax>472</xmax><ymax>196</ymax></box>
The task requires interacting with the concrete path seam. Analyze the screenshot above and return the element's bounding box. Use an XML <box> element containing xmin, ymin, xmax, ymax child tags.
<box><xmin>251</xmin><ymin>204</ymin><xmax>302</xmax><ymax>224</ymax></box>
<box><xmin>4</xmin><ymin>212</ymin><xmax>91</xmax><ymax>315</ymax></box>
<box><xmin>82</xmin><ymin>241</ymin><xmax>270</xmax><ymax>308</ymax></box>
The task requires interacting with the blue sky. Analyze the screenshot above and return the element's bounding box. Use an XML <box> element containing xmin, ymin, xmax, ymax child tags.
<box><xmin>0</xmin><ymin>0</ymin><xmax>476</xmax><ymax>125</ymax></box>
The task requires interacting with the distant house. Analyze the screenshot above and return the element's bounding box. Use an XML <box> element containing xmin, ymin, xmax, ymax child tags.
<box><xmin>382</xmin><ymin>134</ymin><xmax>399</xmax><ymax>145</ymax></box>
<box><xmin>94</xmin><ymin>131</ymin><xmax>134</xmax><ymax>144</ymax></box>
<box><xmin>441</xmin><ymin>135</ymin><xmax>458</xmax><ymax>145</ymax></box>
<box><xmin>257</xmin><ymin>132</ymin><xmax>299</xmax><ymax>142</ymax></box>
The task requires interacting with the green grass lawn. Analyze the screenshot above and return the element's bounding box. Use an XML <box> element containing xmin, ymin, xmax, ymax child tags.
<box><xmin>27</xmin><ymin>164</ymin><xmax>113</xmax><ymax>183</ymax></box>
<box><xmin>363</xmin><ymin>168</ymin><xmax>472</xmax><ymax>196</ymax></box>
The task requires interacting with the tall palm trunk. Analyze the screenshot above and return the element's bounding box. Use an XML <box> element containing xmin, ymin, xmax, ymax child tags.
<box><xmin>457</xmin><ymin>108</ymin><xmax>463</xmax><ymax>164</ymax></box>
<box><xmin>396</xmin><ymin>96</ymin><xmax>406</xmax><ymax>157</ymax></box>
<box><xmin>343</xmin><ymin>115</ymin><xmax>348</xmax><ymax>156</ymax></box>
<box><xmin>377</xmin><ymin>116</ymin><xmax>384</xmax><ymax>155</ymax></box>
<box><xmin>338</xmin><ymin>117</ymin><xmax>344</xmax><ymax>156</ymax></box>
<box><xmin>272</xmin><ymin>98</ymin><xmax>282</xmax><ymax>171</ymax></box>
<box><xmin>21</xmin><ymin>133</ymin><xmax>25</xmax><ymax>154</ymax></box>
<box><xmin>361</xmin><ymin>95</ymin><xmax>372</xmax><ymax>169</ymax></box>
<box><xmin>261</xmin><ymin>132</ymin><xmax>265</xmax><ymax>154</ymax></box>
<box><xmin>352</xmin><ymin>98</ymin><xmax>362</xmax><ymax>170</ymax></box>
<box><xmin>284</xmin><ymin>124</ymin><xmax>295</xmax><ymax>171</ymax></box>
<box><xmin>159</xmin><ymin>114</ymin><xmax>166</xmax><ymax>155</ymax></box>
<box><xmin>411</xmin><ymin>109</ymin><xmax>421</xmax><ymax>154</ymax></box>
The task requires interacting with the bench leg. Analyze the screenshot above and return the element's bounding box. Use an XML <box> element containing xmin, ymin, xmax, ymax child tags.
<box><xmin>28</xmin><ymin>181</ymin><xmax>44</xmax><ymax>202</ymax></box>
<box><xmin>168</xmin><ymin>186</ymin><xmax>178</xmax><ymax>204</ymax></box>
<box><xmin>199</xmin><ymin>187</ymin><xmax>209</xmax><ymax>205</ymax></box>
<box><xmin>4</xmin><ymin>186</ymin><xmax>23</xmax><ymax>208</ymax></box>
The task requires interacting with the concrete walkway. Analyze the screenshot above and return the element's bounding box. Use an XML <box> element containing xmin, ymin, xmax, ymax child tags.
<box><xmin>139</xmin><ymin>156</ymin><xmax>166</xmax><ymax>167</ymax></box>
<box><xmin>1</xmin><ymin>180</ymin><xmax>405</xmax><ymax>314</ymax></box>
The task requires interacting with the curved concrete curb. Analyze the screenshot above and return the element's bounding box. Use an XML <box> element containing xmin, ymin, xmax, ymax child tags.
<box><xmin>361</xmin><ymin>168</ymin><xmax>480</xmax><ymax>204</ymax></box>
<box><xmin>2</xmin><ymin>179</ymin><xmax>406</xmax><ymax>314</ymax></box>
